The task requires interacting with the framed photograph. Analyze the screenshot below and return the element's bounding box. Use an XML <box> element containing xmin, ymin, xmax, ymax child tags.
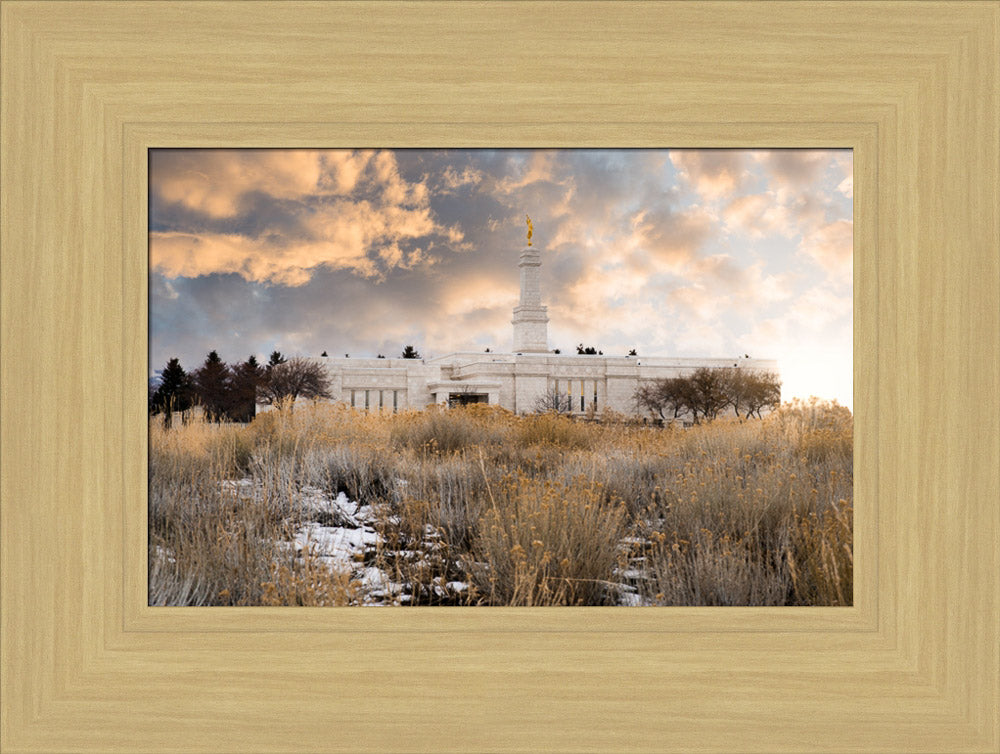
<box><xmin>2</xmin><ymin>2</ymin><xmax>997</xmax><ymax>752</ymax></box>
<box><xmin>147</xmin><ymin>146</ymin><xmax>852</xmax><ymax>610</ymax></box>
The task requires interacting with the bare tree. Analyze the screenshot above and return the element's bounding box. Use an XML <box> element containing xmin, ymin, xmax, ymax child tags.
<box><xmin>686</xmin><ymin>367</ymin><xmax>729</xmax><ymax>423</ymax></box>
<box><xmin>635</xmin><ymin>368</ymin><xmax>781</xmax><ymax>425</ymax></box>
<box><xmin>533</xmin><ymin>387</ymin><xmax>574</xmax><ymax>414</ymax></box>
<box><xmin>717</xmin><ymin>367</ymin><xmax>751</xmax><ymax>419</ymax></box>
<box><xmin>258</xmin><ymin>357</ymin><xmax>332</xmax><ymax>407</ymax></box>
<box><xmin>718</xmin><ymin>367</ymin><xmax>782</xmax><ymax>419</ymax></box>
<box><xmin>742</xmin><ymin>370</ymin><xmax>782</xmax><ymax>418</ymax></box>
<box><xmin>634</xmin><ymin>377</ymin><xmax>690</xmax><ymax>423</ymax></box>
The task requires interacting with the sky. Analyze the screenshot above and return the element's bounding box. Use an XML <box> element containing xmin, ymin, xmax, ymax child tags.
<box><xmin>149</xmin><ymin>148</ymin><xmax>853</xmax><ymax>407</ymax></box>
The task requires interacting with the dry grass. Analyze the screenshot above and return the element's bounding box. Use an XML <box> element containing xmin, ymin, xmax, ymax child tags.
<box><xmin>149</xmin><ymin>397</ymin><xmax>853</xmax><ymax>606</ymax></box>
<box><xmin>464</xmin><ymin>474</ymin><xmax>627</xmax><ymax>605</ymax></box>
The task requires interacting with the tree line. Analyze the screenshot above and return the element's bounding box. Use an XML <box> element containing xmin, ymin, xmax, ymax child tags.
<box><xmin>149</xmin><ymin>350</ymin><xmax>332</xmax><ymax>426</ymax></box>
<box><xmin>634</xmin><ymin>367</ymin><xmax>781</xmax><ymax>424</ymax></box>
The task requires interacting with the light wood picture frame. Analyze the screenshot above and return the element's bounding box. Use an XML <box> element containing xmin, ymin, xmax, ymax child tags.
<box><xmin>2</xmin><ymin>2</ymin><xmax>997</xmax><ymax>751</ymax></box>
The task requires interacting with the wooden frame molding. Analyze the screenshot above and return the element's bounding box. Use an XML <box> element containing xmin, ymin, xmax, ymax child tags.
<box><xmin>2</xmin><ymin>3</ymin><xmax>997</xmax><ymax>752</ymax></box>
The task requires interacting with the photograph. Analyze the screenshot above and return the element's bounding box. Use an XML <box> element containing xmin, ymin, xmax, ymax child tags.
<box><xmin>6</xmin><ymin>2</ymin><xmax>998</xmax><ymax>749</ymax></box>
<box><xmin>148</xmin><ymin>148</ymin><xmax>853</xmax><ymax>607</ymax></box>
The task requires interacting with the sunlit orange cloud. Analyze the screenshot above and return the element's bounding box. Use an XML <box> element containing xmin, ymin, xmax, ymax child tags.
<box><xmin>553</xmin><ymin>258</ymin><xmax>651</xmax><ymax>339</ymax></box>
<box><xmin>494</xmin><ymin>150</ymin><xmax>560</xmax><ymax>194</ymax></box>
<box><xmin>304</xmin><ymin>201</ymin><xmax>439</xmax><ymax>246</ymax></box>
<box><xmin>438</xmin><ymin>165</ymin><xmax>484</xmax><ymax>192</ymax></box>
<box><xmin>154</xmin><ymin>151</ymin><xmax>328</xmax><ymax>218</ymax></box>
<box><xmin>666</xmin><ymin>260</ymin><xmax>797</xmax><ymax>320</ymax></box>
<box><xmin>669</xmin><ymin>151</ymin><xmax>747</xmax><ymax>200</ymax></box>
<box><xmin>799</xmin><ymin>219</ymin><xmax>853</xmax><ymax>279</ymax></box>
<box><xmin>753</xmin><ymin>150</ymin><xmax>830</xmax><ymax>192</ymax></box>
<box><xmin>152</xmin><ymin>149</ymin><xmax>422</xmax><ymax>218</ymax></box>
<box><xmin>150</xmin><ymin>231</ymin><xmax>374</xmax><ymax>286</ymax></box>
<box><xmin>439</xmin><ymin>275</ymin><xmax>518</xmax><ymax>318</ymax></box>
<box><xmin>630</xmin><ymin>205</ymin><xmax>713</xmax><ymax>269</ymax></box>
<box><xmin>724</xmin><ymin>188</ymin><xmax>832</xmax><ymax>243</ymax></box>
<box><xmin>322</xmin><ymin>151</ymin><xmax>374</xmax><ymax>194</ymax></box>
<box><xmin>723</xmin><ymin>193</ymin><xmax>793</xmax><ymax>238</ymax></box>
<box><xmin>833</xmin><ymin>152</ymin><xmax>854</xmax><ymax>198</ymax></box>
<box><xmin>150</xmin><ymin>197</ymin><xmax>449</xmax><ymax>286</ymax></box>
<box><xmin>372</xmin><ymin>150</ymin><xmax>429</xmax><ymax>206</ymax></box>
<box><xmin>150</xmin><ymin>153</ymin><xmax>453</xmax><ymax>285</ymax></box>
<box><xmin>667</xmin><ymin>285</ymin><xmax>721</xmax><ymax>321</ymax></box>
<box><xmin>547</xmin><ymin>212</ymin><xmax>589</xmax><ymax>250</ymax></box>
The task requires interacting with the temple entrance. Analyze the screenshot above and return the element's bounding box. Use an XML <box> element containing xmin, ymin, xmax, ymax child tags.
<box><xmin>448</xmin><ymin>393</ymin><xmax>488</xmax><ymax>408</ymax></box>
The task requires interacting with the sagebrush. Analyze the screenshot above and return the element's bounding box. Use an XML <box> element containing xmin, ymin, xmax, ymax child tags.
<box><xmin>149</xmin><ymin>398</ymin><xmax>853</xmax><ymax>606</ymax></box>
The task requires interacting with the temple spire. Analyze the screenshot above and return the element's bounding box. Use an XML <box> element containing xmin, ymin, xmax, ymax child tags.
<box><xmin>511</xmin><ymin>221</ymin><xmax>548</xmax><ymax>353</ymax></box>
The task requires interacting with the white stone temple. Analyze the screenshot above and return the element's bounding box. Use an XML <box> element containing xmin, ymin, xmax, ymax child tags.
<box><xmin>301</xmin><ymin>231</ymin><xmax>777</xmax><ymax>417</ymax></box>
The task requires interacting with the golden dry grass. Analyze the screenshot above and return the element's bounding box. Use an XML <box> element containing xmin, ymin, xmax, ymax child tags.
<box><xmin>149</xmin><ymin>398</ymin><xmax>853</xmax><ymax>606</ymax></box>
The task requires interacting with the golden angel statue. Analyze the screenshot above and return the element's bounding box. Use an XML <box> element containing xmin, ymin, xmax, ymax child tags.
<box><xmin>526</xmin><ymin>215</ymin><xmax>533</xmax><ymax>246</ymax></box>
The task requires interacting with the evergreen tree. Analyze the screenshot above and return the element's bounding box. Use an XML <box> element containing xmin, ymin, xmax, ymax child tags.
<box><xmin>401</xmin><ymin>345</ymin><xmax>421</xmax><ymax>359</ymax></box>
<box><xmin>192</xmin><ymin>350</ymin><xmax>232</xmax><ymax>422</ymax></box>
<box><xmin>230</xmin><ymin>355</ymin><xmax>265</xmax><ymax>422</ymax></box>
<box><xmin>268</xmin><ymin>350</ymin><xmax>287</xmax><ymax>367</ymax></box>
<box><xmin>150</xmin><ymin>357</ymin><xmax>193</xmax><ymax>428</ymax></box>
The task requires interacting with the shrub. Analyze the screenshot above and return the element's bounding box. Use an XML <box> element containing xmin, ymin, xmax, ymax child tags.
<box><xmin>465</xmin><ymin>475</ymin><xmax>627</xmax><ymax>605</ymax></box>
<box><xmin>515</xmin><ymin>412</ymin><xmax>592</xmax><ymax>449</ymax></box>
<box><xmin>390</xmin><ymin>405</ymin><xmax>511</xmax><ymax>454</ymax></box>
<box><xmin>149</xmin><ymin>399</ymin><xmax>853</xmax><ymax>606</ymax></box>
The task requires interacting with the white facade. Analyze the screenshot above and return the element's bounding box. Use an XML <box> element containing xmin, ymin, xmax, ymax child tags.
<box><xmin>314</xmin><ymin>352</ymin><xmax>777</xmax><ymax>417</ymax></box>
<box><xmin>282</xmin><ymin>239</ymin><xmax>778</xmax><ymax>417</ymax></box>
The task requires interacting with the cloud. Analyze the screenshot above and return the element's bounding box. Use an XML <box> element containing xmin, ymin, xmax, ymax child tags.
<box><xmin>150</xmin><ymin>275</ymin><xmax>179</xmax><ymax>301</ymax></box>
<box><xmin>371</xmin><ymin>150</ymin><xmax>427</xmax><ymax>206</ymax></box>
<box><xmin>723</xmin><ymin>190</ymin><xmax>830</xmax><ymax>242</ymax></box>
<box><xmin>833</xmin><ymin>151</ymin><xmax>854</xmax><ymax>199</ymax></box>
<box><xmin>319</xmin><ymin>151</ymin><xmax>373</xmax><ymax>194</ymax></box>
<box><xmin>660</xmin><ymin>258</ymin><xmax>795</xmax><ymax>326</ymax></box>
<box><xmin>149</xmin><ymin>148</ymin><xmax>854</xmax><ymax>405</ymax></box>
<box><xmin>150</xmin><ymin>197</ymin><xmax>448</xmax><ymax>286</ymax></box>
<box><xmin>670</xmin><ymin>150</ymin><xmax>747</xmax><ymax>200</ymax></box>
<box><xmin>149</xmin><ymin>231</ymin><xmax>364</xmax><ymax>287</ymax></box>
<box><xmin>152</xmin><ymin>150</ymin><xmax>325</xmax><ymax>218</ymax></box>
<box><xmin>439</xmin><ymin>273</ymin><xmax>518</xmax><ymax>319</ymax></box>
<box><xmin>799</xmin><ymin>219</ymin><xmax>853</xmax><ymax>279</ymax></box>
<box><xmin>754</xmin><ymin>150</ymin><xmax>831</xmax><ymax>190</ymax></box>
<box><xmin>721</xmin><ymin>151</ymin><xmax>853</xmax><ymax>282</ymax></box>
<box><xmin>494</xmin><ymin>151</ymin><xmax>560</xmax><ymax>195</ymax></box>
<box><xmin>723</xmin><ymin>193</ymin><xmax>792</xmax><ymax>238</ymax></box>
<box><xmin>438</xmin><ymin>165</ymin><xmax>484</xmax><ymax>192</ymax></box>
<box><xmin>150</xmin><ymin>150</ymin><xmax>453</xmax><ymax>285</ymax></box>
<box><xmin>630</xmin><ymin>204</ymin><xmax>714</xmax><ymax>268</ymax></box>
